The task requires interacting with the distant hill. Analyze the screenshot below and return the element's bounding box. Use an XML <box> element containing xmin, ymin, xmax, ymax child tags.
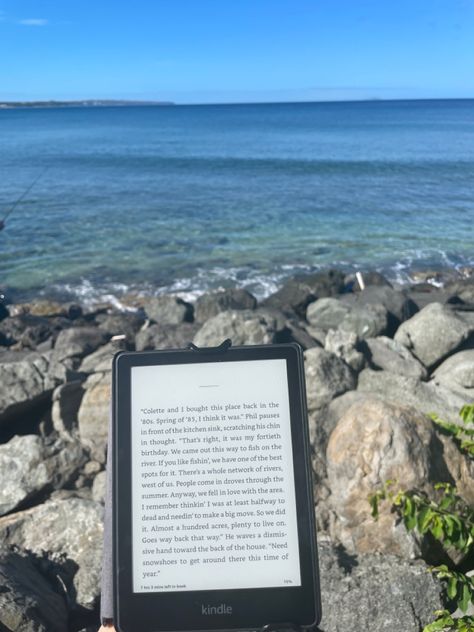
<box><xmin>0</xmin><ymin>100</ymin><xmax>175</xmax><ymax>109</ymax></box>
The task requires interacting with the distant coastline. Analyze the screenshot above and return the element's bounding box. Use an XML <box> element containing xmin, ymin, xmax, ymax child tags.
<box><xmin>0</xmin><ymin>99</ymin><xmax>175</xmax><ymax>109</ymax></box>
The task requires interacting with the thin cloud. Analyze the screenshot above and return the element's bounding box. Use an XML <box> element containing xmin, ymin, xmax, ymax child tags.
<box><xmin>19</xmin><ymin>18</ymin><xmax>48</xmax><ymax>26</ymax></box>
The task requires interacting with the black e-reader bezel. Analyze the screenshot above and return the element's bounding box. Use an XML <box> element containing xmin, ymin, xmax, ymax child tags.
<box><xmin>113</xmin><ymin>343</ymin><xmax>321</xmax><ymax>632</ymax></box>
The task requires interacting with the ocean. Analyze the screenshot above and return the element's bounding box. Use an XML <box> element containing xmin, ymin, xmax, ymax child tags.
<box><xmin>1</xmin><ymin>99</ymin><xmax>473</xmax><ymax>304</ymax></box>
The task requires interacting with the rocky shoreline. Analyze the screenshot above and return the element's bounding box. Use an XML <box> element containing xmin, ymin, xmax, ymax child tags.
<box><xmin>0</xmin><ymin>269</ymin><xmax>473</xmax><ymax>631</ymax></box>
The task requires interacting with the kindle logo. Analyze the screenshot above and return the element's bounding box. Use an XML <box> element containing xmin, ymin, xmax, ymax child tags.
<box><xmin>201</xmin><ymin>604</ymin><xmax>233</xmax><ymax>615</ymax></box>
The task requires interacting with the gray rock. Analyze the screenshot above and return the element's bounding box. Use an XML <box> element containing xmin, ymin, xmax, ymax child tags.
<box><xmin>318</xmin><ymin>539</ymin><xmax>443</xmax><ymax>632</ymax></box>
<box><xmin>96</xmin><ymin>310</ymin><xmax>145</xmax><ymax>344</ymax></box>
<box><xmin>78</xmin><ymin>341</ymin><xmax>117</xmax><ymax>374</ymax></box>
<box><xmin>284</xmin><ymin>321</ymin><xmax>321</xmax><ymax>350</ymax></box>
<box><xmin>394</xmin><ymin>302</ymin><xmax>474</xmax><ymax>368</ymax></box>
<box><xmin>0</xmin><ymin>546</ymin><xmax>68</xmax><ymax>632</ymax></box>
<box><xmin>53</xmin><ymin>327</ymin><xmax>109</xmax><ymax>364</ymax></box>
<box><xmin>52</xmin><ymin>381</ymin><xmax>85</xmax><ymax>435</ymax></box>
<box><xmin>345</xmin><ymin>270</ymin><xmax>393</xmax><ymax>291</ymax></box>
<box><xmin>366</xmin><ymin>335</ymin><xmax>428</xmax><ymax>379</ymax></box>
<box><xmin>324</xmin><ymin>328</ymin><xmax>366</xmax><ymax>372</ymax></box>
<box><xmin>0</xmin><ymin>313</ymin><xmax>56</xmax><ymax>349</ymax></box>
<box><xmin>339</xmin><ymin>302</ymin><xmax>388</xmax><ymax>339</ymax></box>
<box><xmin>433</xmin><ymin>350</ymin><xmax>474</xmax><ymax>393</ymax></box>
<box><xmin>0</xmin><ymin>434</ymin><xmax>86</xmax><ymax>516</ymax></box>
<box><xmin>77</xmin><ymin>371</ymin><xmax>111</xmax><ymax>463</ymax></box>
<box><xmin>194</xmin><ymin>289</ymin><xmax>257</xmax><ymax>322</ymax></box>
<box><xmin>326</xmin><ymin>398</ymin><xmax>454</xmax><ymax>557</ymax></box>
<box><xmin>357</xmin><ymin>368</ymin><xmax>472</xmax><ymax>424</ymax></box>
<box><xmin>304</xmin><ymin>348</ymin><xmax>356</xmax><ymax>411</ymax></box>
<box><xmin>135</xmin><ymin>322</ymin><xmax>200</xmax><ymax>351</ymax></box>
<box><xmin>0</xmin><ymin>351</ymin><xmax>55</xmax><ymax>426</ymax></box>
<box><xmin>92</xmin><ymin>470</ymin><xmax>107</xmax><ymax>503</ymax></box>
<box><xmin>306</xmin><ymin>298</ymin><xmax>351</xmax><ymax>330</ymax></box>
<box><xmin>193</xmin><ymin>310</ymin><xmax>280</xmax><ymax>347</ymax></box>
<box><xmin>144</xmin><ymin>295</ymin><xmax>193</xmax><ymax>325</ymax></box>
<box><xmin>0</xmin><ymin>497</ymin><xmax>104</xmax><ymax>611</ymax></box>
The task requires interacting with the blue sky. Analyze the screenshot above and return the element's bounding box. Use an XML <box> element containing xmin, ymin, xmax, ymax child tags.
<box><xmin>1</xmin><ymin>0</ymin><xmax>473</xmax><ymax>103</ymax></box>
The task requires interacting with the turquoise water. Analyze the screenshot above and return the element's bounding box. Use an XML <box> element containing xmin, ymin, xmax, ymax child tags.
<box><xmin>1</xmin><ymin>100</ymin><xmax>473</xmax><ymax>302</ymax></box>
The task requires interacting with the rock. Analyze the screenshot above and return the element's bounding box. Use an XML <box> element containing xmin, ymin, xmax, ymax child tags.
<box><xmin>78</xmin><ymin>342</ymin><xmax>117</xmax><ymax>374</ymax></box>
<box><xmin>283</xmin><ymin>321</ymin><xmax>321</xmax><ymax>350</ymax></box>
<box><xmin>135</xmin><ymin>322</ymin><xmax>200</xmax><ymax>351</ymax></box>
<box><xmin>194</xmin><ymin>289</ymin><xmax>257</xmax><ymax>322</ymax></box>
<box><xmin>77</xmin><ymin>371</ymin><xmax>111</xmax><ymax>463</ymax></box>
<box><xmin>0</xmin><ymin>546</ymin><xmax>68</xmax><ymax>632</ymax></box>
<box><xmin>0</xmin><ymin>351</ymin><xmax>55</xmax><ymax>427</ymax></box>
<box><xmin>52</xmin><ymin>381</ymin><xmax>85</xmax><ymax>435</ymax></box>
<box><xmin>0</xmin><ymin>313</ymin><xmax>55</xmax><ymax>349</ymax></box>
<box><xmin>144</xmin><ymin>295</ymin><xmax>193</xmax><ymax>325</ymax></box>
<box><xmin>306</xmin><ymin>298</ymin><xmax>351</xmax><ymax>330</ymax></box>
<box><xmin>324</xmin><ymin>328</ymin><xmax>366</xmax><ymax>372</ymax></box>
<box><xmin>432</xmin><ymin>350</ymin><xmax>474</xmax><ymax>393</ymax></box>
<box><xmin>262</xmin><ymin>269</ymin><xmax>345</xmax><ymax>318</ymax></box>
<box><xmin>304</xmin><ymin>348</ymin><xmax>356</xmax><ymax>411</ymax></box>
<box><xmin>0</xmin><ymin>300</ymin><xmax>8</xmax><ymax>321</ymax></box>
<box><xmin>366</xmin><ymin>336</ymin><xmax>428</xmax><ymax>379</ymax></box>
<box><xmin>357</xmin><ymin>368</ymin><xmax>472</xmax><ymax>424</ymax></box>
<box><xmin>341</xmin><ymin>286</ymin><xmax>418</xmax><ymax>336</ymax></box>
<box><xmin>394</xmin><ymin>303</ymin><xmax>474</xmax><ymax>368</ymax></box>
<box><xmin>345</xmin><ymin>270</ymin><xmax>393</xmax><ymax>291</ymax></box>
<box><xmin>318</xmin><ymin>539</ymin><xmax>443</xmax><ymax>632</ymax></box>
<box><xmin>304</xmin><ymin>325</ymin><xmax>327</xmax><ymax>346</ymax></box>
<box><xmin>95</xmin><ymin>310</ymin><xmax>145</xmax><ymax>344</ymax></box>
<box><xmin>0</xmin><ymin>434</ymin><xmax>86</xmax><ymax>516</ymax></box>
<box><xmin>53</xmin><ymin>327</ymin><xmax>109</xmax><ymax>364</ymax></box>
<box><xmin>193</xmin><ymin>310</ymin><xmax>281</xmax><ymax>347</ymax></box>
<box><xmin>339</xmin><ymin>302</ymin><xmax>388</xmax><ymax>339</ymax></box>
<box><xmin>326</xmin><ymin>398</ymin><xmax>455</xmax><ymax>557</ymax></box>
<box><xmin>0</xmin><ymin>497</ymin><xmax>104</xmax><ymax>611</ymax></box>
<box><xmin>92</xmin><ymin>470</ymin><xmax>107</xmax><ymax>503</ymax></box>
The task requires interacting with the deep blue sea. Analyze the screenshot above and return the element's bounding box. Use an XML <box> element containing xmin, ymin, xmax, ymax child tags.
<box><xmin>1</xmin><ymin>100</ymin><xmax>473</xmax><ymax>304</ymax></box>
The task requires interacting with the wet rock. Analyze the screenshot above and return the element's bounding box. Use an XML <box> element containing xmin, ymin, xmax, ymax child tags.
<box><xmin>366</xmin><ymin>335</ymin><xmax>428</xmax><ymax>379</ymax></box>
<box><xmin>135</xmin><ymin>322</ymin><xmax>200</xmax><ymax>351</ymax></box>
<box><xmin>326</xmin><ymin>398</ymin><xmax>454</xmax><ymax>557</ymax></box>
<box><xmin>53</xmin><ymin>327</ymin><xmax>109</xmax><ymax>364</ymax></box>
<box><xmin>318</xmin><ymin>539</ymin><xmax>443</xmax><ymax>632</ymax></box>
<box><xmin>0</xmin><ymin>497</ymin><xmax>104</xmax><ymax>611</ymax></box>
<box><xmin>52</xmin><ymin>381</ymin><xmax>85</xmax><ymax>435</ymax></box>
<box><xmin>306</xmin><ymin>298</ymin><xmax>351</xmax><ymax>331</ymax></box>
<box><xmin>77</xmin><ymin>371</ymin><xmax>111</xmax><ymax>463</ymax></box>
<box><xmin>432</xmin><ymin>350</ymin><xmax>474</xmax><ymax>394</ymax></box>
<box><xmin>324</xmin><ymin>328</ymin><xmax>366</xmax><ymax>372</ymax></box>
<box><xmin>0</xmin><ymin>546</ymin><xmax>68</xmax><ymax>632</ymax></box>
<box><xmin>144</xmin><ymin>295</ymin><xmax>193</xmax><ymax>325</ymax></box>
<box><xmin>357</xmin><ymin>368</ymin><xmax>472</xmax><ymax>424</ymax></box>
<box><xmin>194</xmin><ymin>289</ymin><xmax>257</xmax><ymax>322</ymax></box>
<box><xmin>0</xmin><ymin>434</ymin><xmax>86</xmax><ymax>516</ymax></box>
<box><xmin>394</xmin><ymin>303</ymin><xmax>474</xmax><ymax>368</ymax></box>
<box><xmin>193</xmin><ymin>310</ymin><xmax>281</xmax><ymax>346</ymax></box>
<box><xmin>304</xmin><ymin>347</ymin><xmax>356</xmax><ymax>411</ymax></box>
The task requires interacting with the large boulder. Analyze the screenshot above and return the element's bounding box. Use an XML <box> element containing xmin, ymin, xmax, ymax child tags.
<box><xmin>0</xmin><ymin>351</ymin><xmax>55</xmax><ymax>427</ymax></box>
<box><xmin>0</xmin><ymin>434</ymin><xmax>86</xmax><ymax>516</ymax></box>
<box><xmin>96</xmin><ymin>310</ymin><xmax>145</xmax><ymax>345</ymax></box>
<box><xmin>144</xmin><ymin>295</ymin><xmax>193</xmax><ymax>325</ymax></box>
<box><xmin>0</xmin><ymin>497</ymin><xmax>104</xmax><ymax>611</ymax></box>
<box><xmin>324</xmin><ymin>328</ymin><xmax>366</xmax><ymax>372</ymax></box>
<box><xmin>357</xmin><ymin>368</ymin><xmax>472</xmax><ymax>424</ymax></box>
<box><xmin>135</xmin><ymin>322</ymin><xmax>200</xmax><ymax>351</ymax></box>
<box><xmin>304</xmin><ymin>347</ymin><xmax>356</xmax><ymax>411</ymax></box>
<box><xmin>194</xmin><ymin>289</ymin><xmax>257</xmax><ymax>322</ymax></box>
<box><xmin>326</xmin><ymin>398</ymin><xmax>464</xmax><ymax>557</ymax></box>
<box><xmin>306</xmin><ymin>298</ymin><xmax>351</xmax><ymax>330</ymax></box>
<box><xmin>78</xmin><ymin>342</ymin><xmax>117</xmax><ymax>374</ymax></box>
<box><xmin>394</xmin><ymin>303</ymin><xmax>474</xmax><ymax>368</ymax></box>
<box><xmin>193</xmin><ymin>309</ymin><xmax>281</xmax><ymax>347</ymax></box>
<box><xmin>338</xmin><ymin>302</ymin><xmax>389</xmax><ymax>339</ymax></box>
<box><xmin>53</xmin><ymin>327</ymin><xmax>109</xmax><ymax>364</ymax></box>
<box><xmin>0</xmin><ymin>546</ymin><xmax>68</xmax><ymax>632</ymax></box>
<box><xmin>318</xmin><ymin>539</ymin><xmax>443</xmax><ymax>632</ymax></box>
<box><xmin>432</xmin><ymin>350</ymin><xmax>474</xmax><ymax>394</ymax></box>
<box><xmin>366</xmin><ymin>336</ymin><xmax>428</xmax><ymax>379</ymax></box>
<box><xmin>77</xmin><ymin>371</ymin><xmax>111</xmax><ymax>463</ymax></box>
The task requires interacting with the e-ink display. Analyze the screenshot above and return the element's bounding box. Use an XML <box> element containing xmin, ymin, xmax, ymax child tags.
<box><xmin>130</xmin><ymin>359</ymin><xmax>301</xmax><ymax>593</ymax></box>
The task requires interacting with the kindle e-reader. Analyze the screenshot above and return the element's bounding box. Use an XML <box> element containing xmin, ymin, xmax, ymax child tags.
<box><xmin>112</xmin><ymin>342</ymin><xmax>321</xmax><ymax>632</ymax></box>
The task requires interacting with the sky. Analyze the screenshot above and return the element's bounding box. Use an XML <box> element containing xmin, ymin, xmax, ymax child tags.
<box><xmin>1</xmin><ymin>0</ymin><xmax>473</xmax><ymax>103</ymax></box>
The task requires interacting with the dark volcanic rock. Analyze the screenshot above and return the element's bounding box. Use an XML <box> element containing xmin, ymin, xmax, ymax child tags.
<box><xmin>318</xmin><ymin>539</ymin><xmax>443</xmax><ymax>632</ymax></box>
<box><xmin>135</xmin><ymin>322</ymin><xmax>200</xmax><ymax>351</ymax></box>
<box><xmin>144</xmin><ymin>295</ymin><xmax>193</xmax><ymax>325</ymax></box>
<box><xmin>0</xmin><ymin>497</ymin><xmax>104</xmax><ymax>611</ymax></box>
<box><xmin>52</xmin><ymin>381</ymin><xmax>85</xmax><ymax>435</ymax></box>
<box><xmin>262</xmin><ymin>269</ymin><xmax>345</xmax><ymax>318</ymax></box>
<box><xmin>194</xmin><ymin>288</ymin><xmax>257</xmax><ymax>322</ymax></box>
<box><xmin>0</xmin><ymin>546</ymin><xmax>68</xmax><ymax>632</ymax></box>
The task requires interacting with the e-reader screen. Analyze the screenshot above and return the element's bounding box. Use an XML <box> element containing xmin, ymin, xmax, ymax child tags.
<box><xmin>130</xmin><ymin>358</ymin><xmax>301</xmax><ymax>594</ymax></box>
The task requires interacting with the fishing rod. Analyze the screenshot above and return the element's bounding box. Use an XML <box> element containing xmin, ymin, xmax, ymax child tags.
<box><xmin>0</xmin><ymin>167</ymin><xmax>48</xmax><ymax>230</ymax></box>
